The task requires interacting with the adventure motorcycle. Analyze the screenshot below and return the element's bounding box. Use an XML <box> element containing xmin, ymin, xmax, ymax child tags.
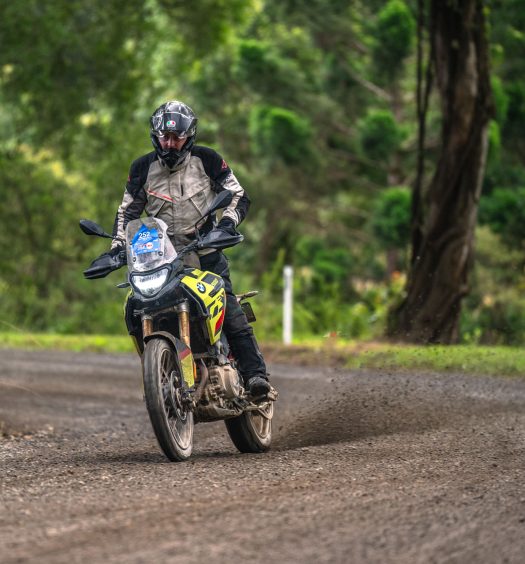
<box><xmin>80</xmin><ymin>191</ymin><xmax>276</xmax><ymax>461</ymax></box>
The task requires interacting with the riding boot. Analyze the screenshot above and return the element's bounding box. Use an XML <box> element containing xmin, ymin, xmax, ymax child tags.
<box><xmin>222</xmin><ymin>305</ymin><xmax>268</xmax><ymax>382</ymax></box>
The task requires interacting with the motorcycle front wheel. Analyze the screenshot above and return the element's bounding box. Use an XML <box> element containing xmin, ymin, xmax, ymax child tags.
<box><xmin>143</xmin><ymin>338</ymin><xmax>194</xmax><ymax>461</ymax></box>
<box><xmin>225</xmin><ymin>402</ymin><xmax>273</xmax><ymax>453</ymax></box>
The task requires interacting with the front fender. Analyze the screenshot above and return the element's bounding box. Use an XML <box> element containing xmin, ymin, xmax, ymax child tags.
<box><xmin>144</xmin><ymin>331</ymin><xmax>195</xmax><ymax>388</ymax></box>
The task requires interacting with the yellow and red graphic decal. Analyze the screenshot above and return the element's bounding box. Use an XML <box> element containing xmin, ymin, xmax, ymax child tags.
<box><xmin>178</xmin><ymin>346</ymin><xmax>195</xmax><ymax>387</ymax></box>
<box><xmin>214</xmin><ymin>309</ymin><xmax>225</xmax><ymax>335</ymax></box>
<box><xmin>181</xmin><ymin>269</ymin><xmax>226</xmax><ymax>345</ymax></box>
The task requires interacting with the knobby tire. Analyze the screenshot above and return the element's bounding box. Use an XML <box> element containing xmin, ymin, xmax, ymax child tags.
<box><xmin>143</xmin><ymin>338</ymin><xmax>194</xmax><ymax>461</ymax></box>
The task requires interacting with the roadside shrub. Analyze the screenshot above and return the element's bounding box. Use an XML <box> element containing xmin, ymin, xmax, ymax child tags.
<box><xmin>372</xmin><ymin>0</ymin><xmax>416</xmax><ymax>81</ymax></box>
<box><xmin>460</xmin><ymin>226</ymin><xmax>525</xmax><ymax>345</ymax></box>
<box><xmin>371</xmin><ymin>186</ymin><xmax>411</xmax><ymax>250</ymax></box>
<box><xmin>479</xmin><ymin>187</ymin><xmax>525</xmax><ymax>249</ymax></box>
<box><xmin>358</xmin><ymin>109</ymin><xmax>406</xmax><ymax>162</ymax></box>
<box><xmin>242</xmin><ymin>256</ymin><xmax>406</xmax><ymax>342</ymax></box>
<box><xmin>461</xmin><ymin>299</ymin><xmax>525</xmax><ymax>345</ymax></box>
<box><xmin>249</xmin><ymin>105</ymin><xmax>312</xmax><ymax>165</ymax></box>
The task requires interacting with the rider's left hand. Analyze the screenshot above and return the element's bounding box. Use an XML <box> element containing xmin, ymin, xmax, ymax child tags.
<box><xmin>216</xmin><ymin>218</ymin><xmax>238</xmax><ymax>236</ymax></box>
<box><xmin>197</xmin><ymin>218</ymin><xmax>243</xmax><ymax>250</ymax></box>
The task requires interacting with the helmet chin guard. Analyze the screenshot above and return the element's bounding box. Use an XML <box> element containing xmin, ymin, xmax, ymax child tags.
<box><xmin>152</xmin><ymin>137</ymin><xmax>196</xmax><ymax>169</ymax></box>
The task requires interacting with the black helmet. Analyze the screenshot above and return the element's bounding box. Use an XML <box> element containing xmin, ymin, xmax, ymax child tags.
<box><xmin>150</xmin><ymin>100</ymin><xmax>198</xmax><ymax>168</ymax></box>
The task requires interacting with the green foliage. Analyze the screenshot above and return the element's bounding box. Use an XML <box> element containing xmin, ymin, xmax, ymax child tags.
<box><xmin>156</xmin><ymin>0</ymin><xmax>252</xmax><ymax>56</ymax></box>
<box><xmin>0</xmin><ymin>332</ymin><xmax>133</xmax><ymax>353</ymax></box>
<box><xmin>461</xmin><ymin>226</ymin><xmax>525</xmax><ymax>345</ymax></box>
<box><xmin>461</xmin><ymin>297</ymin><xmax>525</xmax><ymax>346</ymax></box>
<box><xmin>358</xmin><ymin>109</ymin><xmax>406</xmax><ymax>161</ymax></box>
<box><xmin>0</xmin><ymin>148</ymin><xmax>92</xmax><ymax>325</ymax></box>
<box><xmin>479</xmin><ymin>187</ymin><xmax>525</xmax><ymax>249</ymax></box>
<box><xmin>236</xmin><ymin>40</ymin><xmax>284</xmax><ymax>94</ymax></box>
<box><xmin>0</xmin><ymin>0</ymin><xmax>153</xmax><ymax>145</ymax></box>
<box><xmin>491</xmin><ymin>76</ymin><xmax>510</xmax><ymax>126</ymax></box>
<box><xmin>249</xmin><ymin>105</ymin><xmax>312</xmax><ymax>165</ymax></box>
<box><xmin>347</xmin><ymin>344</ymin><xmax>525</xmax><ymax>377</ymax></box>
<box><xmin>0</xmin><ymin>0</ymin><xmax>524</xmax><ymax>345</ymax></box>
<box><xmin>295</xmin><ymin>236</ymin><xmax>354</xmax><ymax>287</ymax></box>
<box><xmin>249</xmin><ymin>233</ymin><xmax>406</xmax><ymax>341</ymax></box>
<box><xmin>371</xmin><ymin>187</ymin><xmax>411</xmax><ymax>250</ymax></box>
<box><xmin>372</xmin><ymin>0</ymin><xmax>415</xmax><ymax>81</ymax></box>
<box><xmin>253</xmin><ymin>274</ymin><xmax>406</xmax><ymax>342</ymax></box>
<box><xmin>502</xmin><ymin>80</ymin><xmax>525</xmax><ymax>144</ymax></box>
<box><xmin>487</xmin><ymin>120</ymin><xmax>501</xmax><ymax>164</ymax></box>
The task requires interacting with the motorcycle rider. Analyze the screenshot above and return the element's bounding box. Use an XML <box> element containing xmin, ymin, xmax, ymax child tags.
<box><xmin>106</xmin><ymin>100</ymin><xmax>270</xmax><ymax>398</ymax></box>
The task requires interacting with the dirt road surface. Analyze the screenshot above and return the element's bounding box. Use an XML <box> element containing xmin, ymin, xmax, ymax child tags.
<box><xmin>1</xmin><ymin>349</ymin><xmax>524</xmax><ymax>563</ymax></box>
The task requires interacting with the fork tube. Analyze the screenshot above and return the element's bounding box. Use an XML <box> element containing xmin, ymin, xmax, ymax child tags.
<box><xmin>177</xmin><ymin>301</ymin><xmax>190</xmax><ymax>347</ymax></box>
<box><xmin>142</xmin><ymin>315</ymin><xmax>153</xmax><ymax>338</ymax></box>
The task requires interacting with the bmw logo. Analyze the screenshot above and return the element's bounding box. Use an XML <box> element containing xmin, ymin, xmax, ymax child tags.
<box><xmin>196</xmin><ymin>282</ymin><xmax>206</xmax><ymax>293</ymax></box>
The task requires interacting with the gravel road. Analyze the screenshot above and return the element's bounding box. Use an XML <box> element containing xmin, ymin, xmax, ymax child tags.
<box><xmin>1</xmin><ymin>349</ymin><xmax>524</xmax><ymax>563</ymax></box>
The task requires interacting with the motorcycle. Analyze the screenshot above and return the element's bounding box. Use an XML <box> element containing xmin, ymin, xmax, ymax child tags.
<box><xmin>79</xmin><ymin>190</ymin><xmax>276</xmax><ymax>461</ymax></box>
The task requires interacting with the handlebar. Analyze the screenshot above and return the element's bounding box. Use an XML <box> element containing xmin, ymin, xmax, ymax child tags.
<box><xmin>178</xmin><ymin>240</ymin><xmax>199</xmax><ymax>255</ymax></box>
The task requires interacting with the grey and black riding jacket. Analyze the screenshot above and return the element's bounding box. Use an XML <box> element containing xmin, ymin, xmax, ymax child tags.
<box><xmin>111</xmin><ymin>146</ymin><xmax>250</xmax><ymax>254</ymax></box>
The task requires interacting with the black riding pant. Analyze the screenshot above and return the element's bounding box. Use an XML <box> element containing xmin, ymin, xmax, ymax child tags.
<box><xmin>199</xmin><ymin>251</ymin><xmax>267</xmax><ymax>382</ymax></box>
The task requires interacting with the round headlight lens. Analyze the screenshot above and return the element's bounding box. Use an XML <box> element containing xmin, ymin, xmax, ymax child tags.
<box><xmin>132</xmin><ymin>268</ymin><xmax>169</xmax><ymax>297</ymax></box>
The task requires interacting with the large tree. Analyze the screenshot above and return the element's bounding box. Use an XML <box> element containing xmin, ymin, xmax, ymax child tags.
<box><xmin>389</xmin><ymin>0</ymin><xmax>493</xmax><ymax>343</ymax></box>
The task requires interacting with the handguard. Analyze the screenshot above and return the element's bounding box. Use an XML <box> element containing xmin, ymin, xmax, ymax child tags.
<box><xmin>197</xmin><ymin>228</ymin><xmax>244</xmax><ymax>250</ymax></box>
<box><xmin>84</xmin><ymin>250</ymin><xmax>126</xmax><ymax>279</ymax></box>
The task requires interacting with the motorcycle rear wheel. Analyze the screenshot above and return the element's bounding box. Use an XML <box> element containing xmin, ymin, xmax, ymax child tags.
<box><xmin>143</xmin><ymin>338</ymin><xmax>194</xmax><ymax>461</ymax></box>
<box><xmin>225</xmin><ymin>402</ymin><xmax>273</xmax><ymax>453</ymax></box>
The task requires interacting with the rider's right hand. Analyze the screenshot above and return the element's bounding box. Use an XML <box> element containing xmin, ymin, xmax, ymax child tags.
<box><xmin>107</xmin><ymin>245</ymin><xmax>127</xmax><ymax>265</ymax></box>
<box><xmin>83</xmin><ymin>246</ymin><xmax>126</xmax><ymax>279</ymax></box>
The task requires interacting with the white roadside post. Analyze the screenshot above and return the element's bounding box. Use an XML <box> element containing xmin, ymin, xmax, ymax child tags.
<box><xmin>283</xmin><ymin>265</ymin><xmax>293</xmax><ymax>345</ymax></box>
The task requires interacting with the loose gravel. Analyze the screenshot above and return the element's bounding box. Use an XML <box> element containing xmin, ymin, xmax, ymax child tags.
<box><xmin>1</xmin><ymin>349</ymin><xmax>524</xmax><ymax>563</ymax></box>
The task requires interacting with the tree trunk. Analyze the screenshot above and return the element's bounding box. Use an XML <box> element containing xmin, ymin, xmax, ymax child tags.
<box><xmin>389</xmin><ymin>0</ymin><xmax>493</xmax><ymax>343</ymax></box>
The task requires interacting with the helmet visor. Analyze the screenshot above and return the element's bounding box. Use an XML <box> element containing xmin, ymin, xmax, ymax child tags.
<box><xmin>151</xmin><ymin>111</ymin><xmax>196</xmax><ymax>137</ymax></box>
<box><xmin>155</xmin><ymin>130</ymin><xmax>188</xmax><ymax>141</ymax></box>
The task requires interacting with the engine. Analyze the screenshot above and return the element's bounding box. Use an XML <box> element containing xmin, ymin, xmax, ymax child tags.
<box><xmin>205</xmin><ymin>364</ymin><xmax>242</xmax><ymax>401</ymax></box>
<box><xmin>195</xmin><ymin>363</ymin><xmax>243</xmax><ymax>422</ymax></box>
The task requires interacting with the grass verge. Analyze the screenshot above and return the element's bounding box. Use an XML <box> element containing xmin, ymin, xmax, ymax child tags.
<box><xmin>261</xmin><ymin>340</ymin><xmax>525</xmax><ymax>377</ymax></box>
<box><xmin>0</xmin><ymin>332</ymin><xmax>134</xmax><ymax>354</ymax></box>
<box><xmin>1</xmin><ymin>332</ymin><xmax>524</xmax><ymax>377</ymax></box>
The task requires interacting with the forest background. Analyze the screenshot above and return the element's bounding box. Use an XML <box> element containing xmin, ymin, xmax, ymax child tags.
<box><xmin>1</xmin><ymin>0</ymin><xmax>524</xmax><ymax>345</ymax></box>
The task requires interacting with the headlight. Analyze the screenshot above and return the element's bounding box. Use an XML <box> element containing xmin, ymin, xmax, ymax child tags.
<box><xmin>132</xmin><ymin>268</ymin><xmax>169</xmax><ymax>297</ymax></box>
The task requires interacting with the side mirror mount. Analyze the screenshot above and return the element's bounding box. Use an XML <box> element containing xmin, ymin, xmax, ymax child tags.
<box><xmin>79</xmin><ymin>219</ymin><xmax>113</xmax><ymax>239</ymax></box>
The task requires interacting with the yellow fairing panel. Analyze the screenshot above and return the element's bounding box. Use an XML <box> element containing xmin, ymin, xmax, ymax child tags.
<box><xmin>178</xmin><ymin>346</ymin><xmax>195</xmax><ymax>387</ymax></box>
<box><xmin>181</xmin><ymin>269</ymin><xmax>226</xmax><ymax>345</ymax></box>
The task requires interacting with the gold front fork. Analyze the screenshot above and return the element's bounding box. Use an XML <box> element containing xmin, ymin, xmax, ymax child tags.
<box><xmin>177</xmin><ymin>301</ymin><xmax>191</xmax><ymax>348</ymax></box>
<box><xmin>142</xmin><ymin>315</ymin><xmax>153</xmax><ymax>338</ymax></box>
<box><xmin>141</xmin><ymin>302</ymin><xmax>190</xmax><ymax>348</ymax></box>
